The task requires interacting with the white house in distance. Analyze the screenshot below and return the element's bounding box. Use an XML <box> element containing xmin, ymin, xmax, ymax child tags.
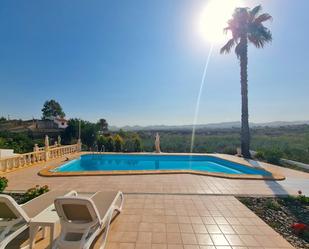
<box><xmin>53</xmin><ymin>116</ymin><xmax>68</xmax><ymax>129</ymax></box>
<box><xmin>44</xmin><ymin>115</ymin><xmax>68</xmax><ymax>129</ymax></box>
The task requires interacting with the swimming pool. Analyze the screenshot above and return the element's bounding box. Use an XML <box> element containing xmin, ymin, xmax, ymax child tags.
<box><xmin>53</xmin><ymin>154</ymin><xmax>271</xmax><ymax>176</ymax></box>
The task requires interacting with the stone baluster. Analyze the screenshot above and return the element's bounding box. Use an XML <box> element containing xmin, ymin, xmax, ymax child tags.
<box><xmin>5</xmin><ymin>159</ymin><xmax>8</xmax><ymax>171</ymax></box>
<box><xmin>44</xmin><ymin>135</ymin><xmax>50</xmax><ymax>161</ymax></box>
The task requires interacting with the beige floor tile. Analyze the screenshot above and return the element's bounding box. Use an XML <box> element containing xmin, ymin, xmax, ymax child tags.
<box><xmin>167</xmin><ymin>224</ymin><xmax>180</xmax><ymax>233</ymax></box>
<box><xmin>202</xmin><ymin>216</ymin><xmax>216</xmax><ymax>225</ymax></box>
<box><xmin>137</xmin><ymin>232</ymin><xmax>152</xmax><ymax>244</ymax></box>
<box><xmin>120</xmin><ymin>232</ymin><xmax>138</xmax><ymax>243</ymax></box>
<box><xmin>218</xmin><ymin>225</ymin><xmax>235</xmax><ymax>235</ymax></box>
<box><xmin>206</xmin><ymin>225</ymin><xmax>222</xmax><ymax>234</ymax></box>
<box><xmin>179</xmin><ymin>224</ymin><xmax>194</xmax><ymax>233</ymax></box>
<box><xmin>139</xmin><ymin>222</ymin><xmax>154</xmax><ymax>232</ymax></box>
<box><xmin>152</xmin><ymin>233</ymin><xmax>167</xmax><ymax>244</ymax></box>
<box><xmin>152</xmin><ymin>244</ymin><xmax>168</xmax><ymax>249</ymax></box>
<box><xmin>224</xmin><ymin>235</ymin><xmax>244</xmax><ymax>246</ymax></box>
<box><xmin>166</xmin><ymin>216</ymin><xmax>179</xmax><ymax>223</ymax></box>
<box><xmin>181</xmin><ymin>233</ymin><xmax>198</xmax><ymax>245</ymax></box>
<box><xmin>192</xmin><ymin>224</ymin><xmax>208</xmax><ymax>234</ymax></box>
<box><xmin>196</xmin><ymin>234</ymin><xmax>214</xmax><ymax>245</ymax></box>
<box><xmin>119</xmin><ymin>242</ymin><xmax>135</xmax><ymax>249</ymax></box>
<box><xmin>183</xmin><ymin>245</ymin><xmax>200</xmax><ymax>249</ymax></box>
<box><xmin>167</xmin><ymin>233</ymin><xmax>182</xmax><ymax>244</ymax></box>
<box><xmin>106</xmin><ymin>242</ymin><xmax>120</xmax><ymax>249</ymax></box>
<box><xmin>135</xmin><ymin>243</ymin><xmax>152</xmax><ymax>249</ymax></box>
<box><xmin>210</xmin><ymin>234</ymin><xmax>229</xmax><ymax>246</ymax></box>
<box><xmin>168</xmin><ymin>245</ymin><xmax>184</xmax><ymax>249</ymax></box>
<box><xmin>238</xmin><ymin>235</ymin><xmax>260</xmax><ymax>247</ymax></box>
<box><xmin>153</xmin><ymin>223</ymin><xmax>166</xmax><ymax>232</ymax></box>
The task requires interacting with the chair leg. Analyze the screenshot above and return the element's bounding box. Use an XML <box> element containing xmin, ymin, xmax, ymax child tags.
<box><xmin>29</xmin><ymin>224</ymin><xmax>40</xmax><ymax>249</ymax></box>
<box><xmin>115</xmin><ymin>192</ymin><xmax>124</xmax><ymax>213</ymax></box>
<box><xmin>98</xmin><ymin>210</ymin><xmax>114</xmax><ymax>249</ymax></box>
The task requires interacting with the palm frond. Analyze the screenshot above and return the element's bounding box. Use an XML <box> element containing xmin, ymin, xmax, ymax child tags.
<box><xmin>248</xmin><ymin>26</ymin><xmax>272</xmax><ymax>48</ymax></box>
<box><xmin>220</xmin><ymin>38</ymin><xmax>236</xmax><ymax>54</ymax></box>
<box><xmin>260</xmin><ymin>27</ymin><xmax>272</xmax><ymax>42</ymax></box>
<box><xmin>250</xmin><ymin>5</ymin><xmax>262</xmax><ymax>17</ymax></box>
<box><xmin>254</xmin><ymin>13</ymin><xmax>273</xmax><ymax>24</ymax></box>
<box><xmin>248</xmin><ymin>23</ymin><xmax>272</xmax><ymax>48</ymax></box>
<box><xmin>248</xmin><ymin>35</ymin><xmax>264</xmax><ymax>48</ymax></box>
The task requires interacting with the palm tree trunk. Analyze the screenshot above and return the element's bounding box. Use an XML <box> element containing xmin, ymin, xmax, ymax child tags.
<box><xmin>239</xmin><ymin>36</ymin><xmax>251</xmax><ymax>158</ymax></box>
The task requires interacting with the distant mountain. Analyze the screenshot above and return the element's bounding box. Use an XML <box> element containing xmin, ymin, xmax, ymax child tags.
<box><xmin>109</xmin><ymin>120</ymin><xmax>309</xmax><ymax>131</ymax></box>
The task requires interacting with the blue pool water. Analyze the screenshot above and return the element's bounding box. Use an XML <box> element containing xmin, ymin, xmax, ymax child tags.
<box><xmin>54</xmin><ymin>154</ymin><xmax>270</xmax><ymax>175</ymax></box>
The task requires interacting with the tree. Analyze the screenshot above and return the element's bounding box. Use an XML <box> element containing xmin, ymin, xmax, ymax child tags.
<box><xmin>0</xmin><ymin>131</ymin><xmax>41</xmax><ymax>153</ymax></box>
<box><xmin>220</xmin><ymin>5</ymin><xmax>272</xmax><ymax>158</ymax></box>
<box><xmin>123</xmin><ymin>133</ymin><xmax>142</xmax><ymax>152</ymax></box>
<box><xmin>132</xmin><ymin>135</ymin><xmax>142</xmax><ymax>152</ymax></box>
<box><xmin>41</xmin><ymin>99</ymin><xmax>65</xmax><ymax>119</ymax></box>
<box><xmin>114</xmin><ymin>134</ymin><xmax>124</xmax><ymax>152</ymax></box>
<box><xmin>105</xmin><ymin>136</ymin><xmax>115</xmax><ymax>152</ymax></box>
<box><xmin>98</xmin><ymin>119</ymin><xmax>108</xmax><ymax>133</ymax></box>
<box><xmin>97</xmin><ymin>135</ymin><xmax>108</xmax><ymax>151</ymax></box>
<box><xmin>62</xmin><ymin>119</ymin><xmax>98</xmax><ymax>148</ymax></box>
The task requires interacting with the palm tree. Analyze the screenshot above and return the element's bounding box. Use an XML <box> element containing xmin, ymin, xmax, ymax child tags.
<box><xmin>220</xmin><ymin>5</ymin><xmax>272</xmax><ymax>158</ymax></box>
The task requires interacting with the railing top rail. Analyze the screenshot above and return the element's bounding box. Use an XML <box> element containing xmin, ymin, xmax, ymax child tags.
<box><xmin>21</xmin><ymin>151</ymin><xmax>45</xmax><ymax>156</ymax></box>
<box><xmin>0</xmin><ymin>143</ymin><xmax>78</xmax><ymax>162</ymax></box>
<box><xmin>0</xmin><ymin>154</ymin><xmax>20</xmax><ymax>161</ymax></box>
<box><xmin>49</xmin><ymin>144</ymin><xmax>77</xmax><ymax>151</ymax></box>
<box><xmin>0</xmin><ymin>151</ymin><xmax>40</xmax><ymax>161</ymax></box>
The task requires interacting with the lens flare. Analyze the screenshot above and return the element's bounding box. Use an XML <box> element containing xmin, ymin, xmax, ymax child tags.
<box><xmin>197</xmin><ymin>0</ymin><xmax>243</xmax><ymax>43</ymax></box>
<box><xmin>190</xmin><ymin>44</ymin><xmax>214</xmax><ymax>154</ymax></box>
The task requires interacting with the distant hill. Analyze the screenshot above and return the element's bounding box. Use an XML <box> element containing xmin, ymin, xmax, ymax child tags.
<box><xmin>109</xmin><ymin>120</ymin><xmax>309</xmax><ymax>131</ymax></box>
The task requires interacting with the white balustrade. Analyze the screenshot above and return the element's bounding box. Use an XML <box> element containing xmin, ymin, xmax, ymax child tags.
<box><xmin>0</xmin><ymin>143</ymin><xmax>80</xmax><ymax>173</ymax></box>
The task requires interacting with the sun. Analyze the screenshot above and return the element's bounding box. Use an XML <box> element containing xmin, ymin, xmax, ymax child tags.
<box><xmin>198</xmin><ymin>0</ymin><xmax>243</xmax><ymax>43</ymax></box>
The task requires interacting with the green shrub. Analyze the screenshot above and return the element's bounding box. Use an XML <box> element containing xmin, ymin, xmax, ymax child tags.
<box><xmin>256</xmin><ymin>149</ymin><xmax>283</xmax><ymax>165</ymax></box>
<box><xmin>23</xmin><ymin>185</ymin><xmax>49</xmax><ymax>202</ymax></box>
<box><xmin>0</xmin><ymin>177</ymin><xmax>8</xmax><ymax>192</ymax></box>
<box><xmin>255</xmin><ymin>151</ymin><xmax>265</xmax><ymax>160</ymax></box>
<box><xmin>297</xmin><ymin>195</ymin><xmax>309</xmax><ymax>205</ymax></box>
<box><xmin>263</xmin><ymin>149</ymin><xmax>283</xmax><ymax>165</ymax></box>
<box><xmin>265</xmin><ymin>199</ymin><xmax>281</xmax><ymax>211</ymax></box>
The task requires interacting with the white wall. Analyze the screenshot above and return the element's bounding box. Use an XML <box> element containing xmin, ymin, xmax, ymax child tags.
<box><xmin>54</xmin><ymin>120</ymin><xmax>68</xmax><ymax>129</ymax></box>
<box><xmin>0</xmin><ymin>149</ymin><xmax>15</xmax><ymax>159</ymax></box>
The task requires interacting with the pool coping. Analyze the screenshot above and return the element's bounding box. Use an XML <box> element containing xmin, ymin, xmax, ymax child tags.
<box><xmin>38</xmin><ymin>152</ymin><xmax>285</xmax><ymax>180</ymax></box>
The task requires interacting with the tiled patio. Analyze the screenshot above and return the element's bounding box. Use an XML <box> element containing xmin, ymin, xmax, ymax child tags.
<box><xmin>10</xmin><ymin>194</ymin><xmax>294</xmax><ymax>249</ymax></box>
<box><xmin>105</xmin><ymin>194</ymin><xmax>294</xmax><ymax>249</ymax></box>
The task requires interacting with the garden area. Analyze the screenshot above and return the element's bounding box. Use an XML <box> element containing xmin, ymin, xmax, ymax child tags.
<box><xmin>0</xmin><ymin>176</ymin><xmax>49</xmax><ymax>204</ymax></box>
<box><xmin>238</xmin><ymin>195</ymin><xmax>309</xmax><ymax>249</ymax></box>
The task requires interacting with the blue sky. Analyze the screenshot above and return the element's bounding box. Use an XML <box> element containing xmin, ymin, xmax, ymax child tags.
<box><xmin>0</xmin><ymin>0</ymin><xmax>308</xmax><ymax>126</ymax></box>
